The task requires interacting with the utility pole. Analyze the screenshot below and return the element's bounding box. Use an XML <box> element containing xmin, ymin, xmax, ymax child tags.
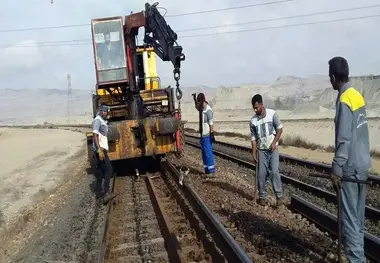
<box><xmin>67</xmin><ymin>74</ymin><xmax>72</xmax><ymax>124</ymax></box>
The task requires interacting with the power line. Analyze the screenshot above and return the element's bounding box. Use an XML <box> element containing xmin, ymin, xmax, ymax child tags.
<box><xmin>178</xmin><ymin>3</ymin><xmax>380</xmax><ymax>33</ymax></box>
<box><xmin>0</xmin><ymin>0</ymin><xmax>293</xmax><ymax>33</ymax></box>
<box><xmin>2</xmin><ymin>2</ymin><xmax>378</xmax><ymax>48</ymax></box>
<box><xmin>165</xmin><ymin>0</ymin><xmax>293</xmax><ymax>17</ymax></box>
<box><xmin>180</xmin><ymin>13</ymin><xmax>380</xmax><ymax>38</ymax></box>
<box><xmin>1</xmin><ymin>12</ymin><xmax>379</xmax><ymax>48</ymax></box>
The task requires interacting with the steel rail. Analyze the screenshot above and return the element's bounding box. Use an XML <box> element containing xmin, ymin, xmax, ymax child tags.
<box><xmin>97</xmin><ymin>161</ymin><xmax>252</xmax><ymax>263</ymax></box>
<box><xmin>185</xmin><ymin>134</ymin><xmax>380</xmax><ymax>186</ymax></box>
<box><xmin>163</xmin><ymin>160</ymin><xmax>253</xmax><ymax>263</ymax></box>
<box><xmin>145</xmin><ymin>175</ymin><xmax>188</xmax><ymax>263</ymax></box>
<box><xmin>185</xmin><ymin>140</ymin><xmax>380</xmax><ymax>222</ymax></box>
<box><xmin>290</xmin><ymin>194</ymin><xmax>380</xmax><ymax>262</ymax></box>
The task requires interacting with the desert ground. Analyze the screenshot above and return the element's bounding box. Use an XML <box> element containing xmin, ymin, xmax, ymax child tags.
<box><xmin>0</xmin><ymin>119</ymin><xmax>378</xmax><ymax>262</ymax></box>
<box><xmin>184</xmin><ymin>118</ymin><xmax>380</xmax><ymax>150</ymax></box>
<box><xmin>0</xmin><ymin>128</ymin><xmax>85</xmax><ymax>225</ymax></box>
<box><xmin>1</xmin><ymin>74</ymin><xmax>379</xmax><ymax>261</ymax></box>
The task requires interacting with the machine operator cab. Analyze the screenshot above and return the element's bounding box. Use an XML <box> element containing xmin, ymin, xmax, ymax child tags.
<box><xmin>91</xmin><ymin>17</ymin><xmax>128</xmax><ymax>86</ymax></box>
<box><xmin>91</xmin><ymin>16</ymin><xmax>160</xmax><ymax>91</ymax></box>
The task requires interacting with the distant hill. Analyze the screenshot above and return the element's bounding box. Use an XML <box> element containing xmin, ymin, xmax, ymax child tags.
<box><xmin>0</xmin><ymin>88</ymin><xmax>92</xmax><ymax>125</ymax></box>
<box><xmin>1</xmin><ymin>74</ymin><xmax>380</xmax><ymax>125</ymax></box>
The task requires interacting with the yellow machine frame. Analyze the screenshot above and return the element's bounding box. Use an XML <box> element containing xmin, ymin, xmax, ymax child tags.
<box><xmin>86</xmin><ymin>46</ymin><xmax>181</xmax><ymax>162</ymax></box>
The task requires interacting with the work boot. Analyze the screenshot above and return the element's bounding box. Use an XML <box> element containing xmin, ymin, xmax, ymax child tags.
<box><xmin>95</xmin><ymin>191</ymin><xmax>105</xmax><ymax>199</ymax></box>
<box><xmin>258</xmin><ymin>199</ymin><xmax>267</xmax><ymax>206</ymax></box>
<box><xmin>276</xmin><ymin>197</ymin><xmax>284</xmax><ymax>207</ymax></box>
<box><xmin>207</xmin><ymin>172</ymin><xmax>215</xmax><ymax>177</ymax></box>
<box><xmin>102</xmin><ymin>192</ymin><xmax>117</xmax><ymax>205</ymax></box>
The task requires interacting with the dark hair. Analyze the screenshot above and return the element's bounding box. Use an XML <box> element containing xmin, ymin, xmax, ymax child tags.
<box><xmin>197</xmin><ymin>93</ymin><xmax>207</xmax><ymax>103</ymax></box>
<box><xmin>328</xmin><ymin>56</ymin><xmax>349</xmax><ymax>82</ymax></box>
<box><xmin>251</xmin><ymin>94</ymin><xmax>263</xmax><ymax>105</ymax></box>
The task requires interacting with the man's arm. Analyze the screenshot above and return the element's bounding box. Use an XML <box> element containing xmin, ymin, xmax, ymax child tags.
<box><xmin>250</xmin><ymin>120</ymin><xmax>258</xmax><ymax>161</ymax></box>
<box><xmin>206</xmin><ymin>108</ymin><xmax>215</xmax><ymax>142</ymax></box>
<box><xmin>272</xmin><ymin>112</ymin><xmax>283</xmax><ymax>145</ymax></box>
<box><xmin>206</xmin><ymin>109</ymin><xmax>214</xmax><ymax>133</ymax></box>
<box><xmin>332</xmin><ymin>102</ymin><xmax>353</xmax><ymax>177</ymax></box>
<box><xmin>92</xmin><ymin>119</ymin><xmax>102</xmax><ymax>150</ymax></box>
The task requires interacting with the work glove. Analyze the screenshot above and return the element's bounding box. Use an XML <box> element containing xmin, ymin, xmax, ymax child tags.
<box><xmin>330</xmin><ymin>174</ymin><xmax>342</xmax><ymax>193</ymax></box>
<box><xmin>97</xmin><ymin>148</ymin><xmax>104</xmax><ymax>161</ymax></box>
<box><xmin>210</xmin><ymin>132</ymin><xmax>216</xmax><ymax>143</ymax></box>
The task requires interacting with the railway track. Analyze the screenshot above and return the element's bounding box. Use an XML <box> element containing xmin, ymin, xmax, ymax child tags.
<box><xmin>185</xmin><ymin>134</ymin><xmax>380</xmax><ymax>186</ymax></box>
<box><xmin>184</xmin><ymin>134</ymin><xmax>380</xmax><ymax>262</ymax></box>
<box><xmin>184</xmin><ymin>135</ymin><xmax>380</xmax><ymax>220</ymax></box>
<box><xmin>97</xmin><ymin>159</ymin><xmax>252</xmax><ymax>263</ymax></box>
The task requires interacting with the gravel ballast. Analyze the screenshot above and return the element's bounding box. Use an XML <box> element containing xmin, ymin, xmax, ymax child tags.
<box><xmin>170</xmin><ymin>145</ymin><xmax>350</xmax><ymax>262</ymax></box>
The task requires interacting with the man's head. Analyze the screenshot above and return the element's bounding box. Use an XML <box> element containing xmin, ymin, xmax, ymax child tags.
<box><xmin>98</xmin><ymin>104</ymin><xmax>110</xmax><ymax>119</ymax></box>
<box><xmin>251</xmin><ymin>94</ymin><xmax>264</xmax><ymax>116</ymax></box>
<box><xmin>328</xmin><ymin>56</ymin><xmax>349</xmax><ymax>90</ymax></box>
<box><xmin>104</xmin><ymin>32</ymin><xmax>111</xmax><ymax>45</ymax></box>
<box><xmin>196</xmin><ymin>93</ymin><xmax>207</xmax><ymax>110</ymax></box>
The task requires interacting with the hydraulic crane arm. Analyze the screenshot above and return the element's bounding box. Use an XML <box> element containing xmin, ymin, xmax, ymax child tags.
<box><xmin>123</xmin><ymin>2</ymin><xmax>185</xmax><ymax>99</ymax></box>
<box><xmin>143</xmin><ymin>2</ymin><xmax>185</xmax><ymax>81</ymax></box>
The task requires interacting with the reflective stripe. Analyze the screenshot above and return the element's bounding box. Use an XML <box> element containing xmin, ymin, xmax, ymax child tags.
<box><xmin>340</xmin><ymin>87</ymin><xmax>365</xmax><ymax>112</ymax></box>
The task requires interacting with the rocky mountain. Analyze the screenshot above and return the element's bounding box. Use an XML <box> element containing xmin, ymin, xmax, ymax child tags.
<box><xmin>314</xmin><ymin>75</ymin><xmax>380</xmax><ymax>109</ymax></box>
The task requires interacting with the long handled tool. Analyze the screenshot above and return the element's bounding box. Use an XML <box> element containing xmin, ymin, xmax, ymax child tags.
<box><xmin>308</xmin><ymin>172</ymin><xmax>369</xmax><ymax>262</ymax></box>
<box><xmin>337</xmin><ymin>188</ymin><xmax>342</xmax><ymax>263</ymax></box>
<box><xmin>254</xmin><ymin>152</ymin><xmax>259</xmax><ymax>202</ymax></box>
<box><xmin>309</xmin><ymin>173</ymin><xmax>370</xmax><ymax>185</ymax></box>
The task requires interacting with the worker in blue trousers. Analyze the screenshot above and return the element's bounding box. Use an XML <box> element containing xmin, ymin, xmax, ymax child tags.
<box><xmin>329</xmin><ymin>56</ymin><xmax>371</xmax><ymax>263</ymax></box>
<box><xmin>192</xmin><ymin>92</ymin><xmax>216</xmax><ymax>176</ymax></box>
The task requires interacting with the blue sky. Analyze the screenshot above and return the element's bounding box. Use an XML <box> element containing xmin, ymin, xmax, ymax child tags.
<box><xmin>0</xmin><ymin>0</ymin><xmax>379</xmax><ymax>90</ymax></box>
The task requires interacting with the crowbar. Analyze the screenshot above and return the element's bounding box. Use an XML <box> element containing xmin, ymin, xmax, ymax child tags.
<box><xmin>309</xmin><ymin>173</ymin><xmax>370</xmax><ymax>185</ymax></box>
<box><xmin>254</xmin><ymin>151</ymin><xmax>259</xmax><ymax>202</ymax></box>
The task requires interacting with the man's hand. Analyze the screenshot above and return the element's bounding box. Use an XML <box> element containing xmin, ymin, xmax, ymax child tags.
<box><xmin>210</xmin><ymin>132</ymin><xmax>216</xmax><ymax>143</ymax></box>
<box><xmin>252</xmin><ymin>151</ymin><xmax>258</xmax><ymax>165</ymax></box>
<box><xmin>330</xmin><ymin>174</ymin><xmax>342</xmax><ymax>192</ymax></box>
<box><xmin>270</xmin><ymin>142</ymin><xmax>276</xmax><ymax>152</ymax></box>
<box><xmin>97</xmin><ymin>148</ymin><xmax>104</xmax><ymax>161</ymax></box>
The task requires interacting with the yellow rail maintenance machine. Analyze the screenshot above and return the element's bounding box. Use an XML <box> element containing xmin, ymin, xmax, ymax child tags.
<box><xmin>86</xmin><ymin>2</ymin><xmax>185</xmax><ymax>164</ymax></box>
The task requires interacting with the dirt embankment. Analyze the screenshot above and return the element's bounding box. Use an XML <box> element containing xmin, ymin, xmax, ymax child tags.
<box><xmin>0</xmin><ymin>128</ymin><xmax>107</xmax><ymax>263</ymax></box>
